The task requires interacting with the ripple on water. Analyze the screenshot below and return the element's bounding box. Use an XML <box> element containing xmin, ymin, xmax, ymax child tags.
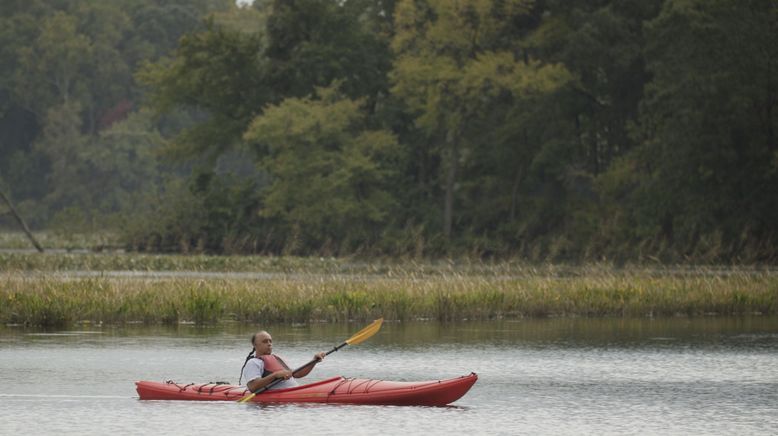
<box><xmin>0</xmin><ymin>318</ymin><xmax>777</xmax><ymax>435</ymax></box>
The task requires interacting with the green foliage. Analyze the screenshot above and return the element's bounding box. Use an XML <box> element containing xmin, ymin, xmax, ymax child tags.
<box><xmin>137</xmin><ymin>21</ymin><xmax>267</xmax><ymax>160</ymax></box>
<box><xmin>2</xmin><ymin>263</ymin><xmax>776</xmax><ymax>326</ymax></box>
<box><xmin>244</xmin><ymin>85</ymin><xmax>400</xmax><ymax>253</ymax></box>
<box><xmin>184</xmin><ymin>286</ymin><xmax>223</xmax><ymax>324</ymax></box>
<box><xmin>595</xmin><ymin>0</ymin><xmax>778</xmax><ymax>261</ymax></box>
<box><xmin>0</xmin><ymin>0</ymin><xmax>225</xmax><ymax>230</ymax></box>
<box><xmin>263</xmin><ymin>0</ymin><xmax>391</xmax><ymax>100</ymax></box>
<box><xmin>391</xmin><ymin>0</ymin><xmax>572</xmax><ymax>240</ymax></box>
<box><xmin>1</xmin><ymin>0</ymin><xmax>775</xmax><ymax>262</ymax></box>
<box><xmin>120</xmin><ymin>177</ymin><xmax>207</xmax><ymax>252</ymax></box>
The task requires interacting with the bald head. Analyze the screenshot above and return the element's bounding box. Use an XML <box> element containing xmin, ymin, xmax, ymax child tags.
<box><xmin>252</xmin><ymin>331</ymin><xmax>273</xmax><ymax>355</ymax></box>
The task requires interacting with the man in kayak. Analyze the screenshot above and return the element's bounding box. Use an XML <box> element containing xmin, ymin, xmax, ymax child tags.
<box><xmin>239</xmin><ymin>330</ymin><xmax>326</xmax><ymax>392</ymax></box>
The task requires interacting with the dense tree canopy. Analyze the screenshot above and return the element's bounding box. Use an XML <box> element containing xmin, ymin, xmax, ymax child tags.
<box><xmin>607</xmin><ymin>0</ymin><xmax>778</xmax><ymax>259</ymax></box>
<box><xmin>0</xmin><ymin>0</ymin><xmax>775</xmax><ymax>262</ymax></box>
<box><xmin>0</xmin><ymin>0</ymin><xmax>229</xmax><ymax>226</ymax></box>
<box><xmin>243</xmin><ymin>85</ymin><xmax>400</xmax><ymax>253</ymax></box>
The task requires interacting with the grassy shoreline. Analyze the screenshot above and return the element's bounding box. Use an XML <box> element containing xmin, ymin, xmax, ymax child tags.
<box><xmin>2</xmin><ymin>260</ymin><xmax>776</xmax><ymax>327</ymax></box>
<box><xmin>2</xmin><ymin>248</ymin><xmax>776</xmax><ymax>327</ymax></box>
<box><xmin>3</xmin><ymin>251</ymin><xmax>777</xmax><ymax>274</ymax></box>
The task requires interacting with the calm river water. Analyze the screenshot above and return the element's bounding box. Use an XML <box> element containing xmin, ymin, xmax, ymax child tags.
<box><xmin>1</xmin><ymin>317</ymin><xmax>777</xmax><ymax>435</ymax></box>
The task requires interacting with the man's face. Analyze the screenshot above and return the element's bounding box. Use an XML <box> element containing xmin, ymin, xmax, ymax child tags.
<box><xmin>254</xmin><ymin>332</ymin><xmax>273</xmax><ymax>355</ymax></box>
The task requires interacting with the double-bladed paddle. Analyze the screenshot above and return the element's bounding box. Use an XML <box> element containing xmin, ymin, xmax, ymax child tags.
<box><xmin>237</xmin><ymin>317</ymin><xmax>384</xmax><ymax>403</ymax></box>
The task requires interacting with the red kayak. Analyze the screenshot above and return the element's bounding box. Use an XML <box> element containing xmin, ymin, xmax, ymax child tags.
<box><xmin>136</xmin><ymin>373</ymin><xmax>477</xmax><ymax>406</ymax></box>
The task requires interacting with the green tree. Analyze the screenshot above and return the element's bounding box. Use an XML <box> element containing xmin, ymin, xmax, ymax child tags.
<box><xmin>137</xmin><ymin>1</ymin><xmax>397</xmax><ymax>254</ymax></box>
<box><xmin>263</xmin><ymin>0</ymin><xmax>391</xmax><ymax>102</ymax></box>
<box><xmin>602</xmin><ymin>0</ymin><xmax>778</xmax><ymax>260</ymax></box>
<box><xmin>138</xmin><ymin>22</ymin><xmax>267</xmax><ymax>161</ymax></box>
<box><xmin>390</xmin><ymin>0</ymin><xmax>570</xmax><ymax>241</ymax></box>
<box><xmin>493</xmin><ymin>0</ymin><xmax>662</xmax><ymax>258</ymax></box>
<box><xmin>243</xmin><ymin>85</ymin><xmax>400</xmax><ymax>254</ymax></box>
<box><xmin>15</xmin><ymin>12</ymin><xmax>93</xmax><ymax>116</ymax></box>
<box><xmin>124</xmin><ymin>0</ymin><xmax>231</xmax><ymax>65</ymax></box>
<box><xmin>33</xmin><ymin>101</ymin><xmax>89</xmax><ymax>218</ymax></box>
<box><xmin>1</xmin><ymin>1</ymin><xmax>226</xmax><ymax>229</ymax></box>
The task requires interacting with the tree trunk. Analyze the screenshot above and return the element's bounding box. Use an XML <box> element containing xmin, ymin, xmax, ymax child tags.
<box><xmin>0</xmin><ymin>190</ymin><xmax>44</xmax><ymax>252</ymax></box>
<box><xmin>767</xmin><ymin>55</ymin><xmax>775</xmax><ymax>152</ymax></box>
<box><xmin>510</xmin><ymin>166</ymin><xmax>523</xmax><ymax>221</ymax></box>
<box><xmin>443</xmin><ymin>129</ymin><xmax>458</xmax><ymax>239</ymax></box>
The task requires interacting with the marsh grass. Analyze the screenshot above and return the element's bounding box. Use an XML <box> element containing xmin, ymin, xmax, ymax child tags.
<box><xmin>0</xmin><ymin>252</ymin><xmax>347</xmax><ymax>273</ymax></box>
<box><xmin>2</xmin><ymin>263</ymin><xmax>776</xmax><ymax>327</ymax></box>
<box><xmin>3</xmin><ymin>251</ymin><xmax>775</xmax><ymax>276</ymax></box>
<box><xmin>0</xmin><ymin>231</ymin><xmax>120</xmax><ymax>251</ymax></box>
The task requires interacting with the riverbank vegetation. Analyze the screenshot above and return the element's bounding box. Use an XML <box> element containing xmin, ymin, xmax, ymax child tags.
<box><xmin>0</xmin><ymin>232</ymin><xmax>120</xmax><ymax>251</ymax></box>
<box><xmin>2</xmin><ymin>258</ymin><xmax>776</xmax><ymax>327</ymax></box>
<box><xmin>1</xmin><ymin>0</ymin><xmax>776</xmax><ymax>263</ymax></box>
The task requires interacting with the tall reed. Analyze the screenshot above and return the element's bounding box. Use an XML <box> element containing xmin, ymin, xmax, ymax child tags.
<box><xmin>2</xmin><ymin>265</ymin><xmax>776</xmax><ymax>327</ymax></box>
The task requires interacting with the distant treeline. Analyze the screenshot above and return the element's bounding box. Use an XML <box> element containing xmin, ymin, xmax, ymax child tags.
<box><xmin>0</xmin><ymin>0</ymin><xmax>776</xmax><ymax>262</ymax></box>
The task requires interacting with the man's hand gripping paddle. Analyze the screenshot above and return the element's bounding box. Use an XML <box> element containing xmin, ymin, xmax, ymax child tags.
<box><xmin>238</xmin><ymin>318</ymin><xmax>384</xmax><ymax>403</ymax></box>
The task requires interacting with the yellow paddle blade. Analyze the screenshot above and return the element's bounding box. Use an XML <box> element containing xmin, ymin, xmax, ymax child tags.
<box><xmin>238</xmin><ymin>393</ymin><xmax>256</xmax><ymax>403</ymax></box>
<box><xmin>344</xmin><ymin>318</ymin><xmax>383</xmax><ymax>346</ymax></box>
